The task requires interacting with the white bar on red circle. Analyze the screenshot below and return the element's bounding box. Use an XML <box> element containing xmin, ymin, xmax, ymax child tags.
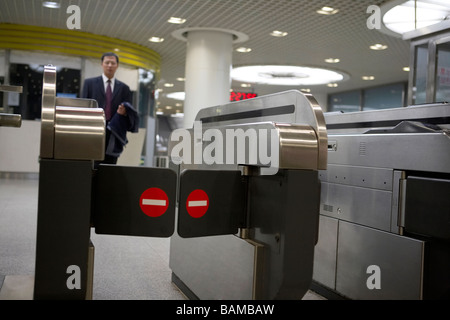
<box><xmin>142</xmin><ymin>199</ymin><xmax>167</xmax><ymax>206</ymax></box>
<box><xmin>188</xmin><ymin>200</ymin><xmax>208</xmax><ymax>207</ymax></box>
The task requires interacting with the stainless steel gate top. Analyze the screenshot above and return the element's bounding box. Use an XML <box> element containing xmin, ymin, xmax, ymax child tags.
<box><xmin>169</xmin><ymin>90</ymin><xmax>328</xmax><ymax>175</ymax></box>
<box><xmin>40</xmin><ymin>65</ymin><xmax>105</xmax><ymax>161</ymax></box>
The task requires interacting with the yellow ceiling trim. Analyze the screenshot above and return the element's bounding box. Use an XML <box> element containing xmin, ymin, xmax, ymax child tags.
<box><xmin>0</xmin><ymin>23</ymin><xmax>161</xmax><ymax>73</ymax></box>
<box><xmin>0</xmin><ymin>36</ymin><xmax>160</xmax><ymax>68</ymax></box>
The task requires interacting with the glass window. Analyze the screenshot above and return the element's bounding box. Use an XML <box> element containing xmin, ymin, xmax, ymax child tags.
<box><xmin>328</xmin><ymin>90</ymin><xmax>360</xmax><ymax>112</ymax></box>
<box><xmin>435</xmin><ymin>41</ymin><xmax>450</xmax><ymax>103</ymax></box>
<box><xmin>413</xmin><ymin>44</ymin><xmax>428</xmax><ymax>104</ymax></box>
<box><xmin>364</xmin><ymin>83</ymin><xmax>405</xmax><ymax>110</ymax></box>
<box><xmin>9</xmin><ymin>64</ymin><xmax>80</xmax><ymax>120</ymax></box>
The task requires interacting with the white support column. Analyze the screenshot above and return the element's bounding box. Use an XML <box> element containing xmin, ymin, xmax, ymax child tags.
<box><xmin>172</xmin><ymin>27</ymin><xmax>248</xmax><ymax>128</ymax></box>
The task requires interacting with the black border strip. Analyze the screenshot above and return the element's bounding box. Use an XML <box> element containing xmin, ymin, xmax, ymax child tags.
<box><xmin>199</xmin><ymin>104</ymin><xmax>295</xmax><ymax>124</ymax></box>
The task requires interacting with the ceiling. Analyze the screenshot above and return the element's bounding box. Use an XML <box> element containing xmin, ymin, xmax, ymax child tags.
<box><xmin>0</xmin><ymin>0</ymin><xmax>414</xmax><ymax>114</ymax></box>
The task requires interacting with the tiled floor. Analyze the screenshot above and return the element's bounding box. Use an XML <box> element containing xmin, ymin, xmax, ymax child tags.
<box><xmin>0</xmin><ymin>176</ymin><xmax>325</xmax><ymax>300</ymax></box>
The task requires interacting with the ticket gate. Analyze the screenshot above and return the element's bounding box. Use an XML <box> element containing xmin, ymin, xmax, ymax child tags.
<box><xmin>33</xmin><ymin>66</ymin><xmax>327</xmax><ymax>300</ymax></box>
<box><xmin>168</xmin><ymin>90</ymin><xmax>328</xmax><ymax>299</ymax></box>
<box><xmin>313</xmin><ymin>103</ymin><xmax>450</xmax><ymax>300</ymax></box>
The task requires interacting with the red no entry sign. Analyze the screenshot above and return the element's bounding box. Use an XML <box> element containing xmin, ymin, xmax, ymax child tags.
<box><xmin>139</xmin><ymin>187</ymin><xmax>169</xmax><ymax>217</ymax></box>
<box><xmin>186</xmin><ymin>189</ymin><xmax>209</xmax><ymax>218</ymax></box>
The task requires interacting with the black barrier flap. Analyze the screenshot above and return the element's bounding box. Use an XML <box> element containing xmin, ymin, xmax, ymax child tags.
<box><xmin>93</xmin><ymin>165</ymin><xmax>176</xmax><ymax>237</ymax></box>
<box><xmin>178</xmin><ymin>170</ymin><xmax>246</xmax><ymax>238</ymax></box>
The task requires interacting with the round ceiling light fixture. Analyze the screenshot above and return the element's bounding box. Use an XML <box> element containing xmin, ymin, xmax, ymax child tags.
<box><xmin>231</xmin><ymin>65</ymin><xmax>349</xmax><ymax>86</ymax></box>
<box><xmin>381</xmin><ymin>0</ymin><xmax>450</xmax><ymax>37</ymax></box>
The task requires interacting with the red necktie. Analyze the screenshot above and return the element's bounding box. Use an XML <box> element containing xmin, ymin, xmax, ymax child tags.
<box><xmin>105</xmin><ymin>79</ymin><xmax>112</xmax><ymax>121</ymax></box>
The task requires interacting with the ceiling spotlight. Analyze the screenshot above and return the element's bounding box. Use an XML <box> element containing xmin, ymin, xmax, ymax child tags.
<box><xmin>370</xmin><ymin>43</ymin><xmax>388</xmax><ymax>50</ymax></box>
<box><xmin>167</xmin><ymin>92</ymin><xmax>186</xmax><ymax>101</ymax></box>
<box><xmin>270</xmin><ymin>30</ymin><xmax>288</xmax><ymax>37</ymax></box>
<box><xmin>168</xmin><ymin>17</ymin><xmax>186</xmax><ymax>24</ymax></box>
<box><xmin>149</xmin><ymin>37</ymin><xmax>164</xmax><ymax>43</ymax></box>
<box><xmin>236</xmin><ymin>47</ymin><xmax>252</xmax><ymax>53</ymax></box>
<box><xmin>317</xmin><ymin>6</ymin><xmax>339</xmax><ymax>15</ymax></box>
<box><xmin>42</xmin><ymin>1</ymin><xmax>60</xmax><ymax>9</ymax></box>
<box><xmin>403</xmin><ymin>67</ymin><xmax>410</xmax><ymax>72</ymax></box>
<box><xmin>164</xmin><ymin>83</ymin><xmax>174</xmax><ymax>87</ymax></box>
<box><xmin>327</xmin><ymin>83</ymin><xmax>339</xmax><ymax>87</ymax></box>
<box><xmin>362</xmin><ymin>76</ymin><xmax>375</xmax><ymax>80</ymax></box>
<box><xmin>325</xmin><ymin>58</ymin><xmax>340</xmax><ymax>63</ymax></box>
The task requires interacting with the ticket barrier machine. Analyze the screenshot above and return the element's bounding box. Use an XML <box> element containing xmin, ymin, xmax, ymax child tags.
<box><xmin>33</xmin><ymin>66</ymin><xmax>327</xmax><ymax>299</ymax></box>
<box><xmin>168</xmin><ymin>90</ymin><xmax>328</xmax><ymax>299</ymax></box>
<box><xmin>313</xmin><ymin>103</ymin><xmax>450</xmax><ymax>300</ymax></box>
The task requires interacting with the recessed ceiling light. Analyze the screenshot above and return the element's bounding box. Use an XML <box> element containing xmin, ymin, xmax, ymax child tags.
<box><xmin>42</xmin><ymin>1</ymin><xmax>60</xmax><ymax>9</ymax></box>
<box><xmin>327</xmin><ymin>83</ymin><xmax>339</xmax><ymax>87</ymax></box>
<box><xmin>362</xmin><ymin>76</ymin><xmax>375</xmax><ymax>80</ymax></box>
<box><xmin>165</xmin><ymin>106</ymin><xmax>173</xmax><ymax>110</ymax></box>
<box><xmin>370</xmin><ymin>43</ymin><xmax>388</xmax><ymax>50</ymax></box>
<box><xmin>240</xmin><ymin>84</ymin><xmax>252</xmax><ymax>88</ymax></box>
<box><xmin>176</xmin><ymin>77</ymin><xmax>186</xmax><ymax>82</ymax></box>
<box><xmin>168</xmin><ymin>17</ymin><xmax>186</xmax><ymax>24</ymax></box>
<box><xmin>382</xmin><ymin>0</ymin><xmax>450</xmax><ymax>35</ymax></box>
<box><xmin>325</xmin><ymin>58</ymin><xmax>340</xmax><ymax>63</ymax></box>
<box><xmin>167</xmin><ymin>92</ymin><xmax>186</xmax><ymax>101</ymax></box>
<box><xmin>270</xmin><ymin>30</ymin><xmax>288</xmax><ymax>37</ymax></box>
<box><xmin>403</xmin><ymin>66</ymin><xmax>410</xmax><ymax>72</ymax></box>
<box><xmin>149</xmin><ymin>37</ymin><xmax>164</xmax><ymax>43</ymax></box>
<box><xmin>231</xmin><ymin>65</ymin><xmax>348</xmax><ymax>86</ymax></box>
<box><xmin>236</xmin><ymin>47</ymin><xmax>252</xmax><ymax>53</ymax></box>
<box><xmin>317</xmin><ymin>6</ymin><xmax>339</xmax><ymax>15</ymax></box>
<box><xmin>164</xmin><ymin>83</ymin><xmax>174</xmax><ymax>87</ymax></box>
<box><xmin>300</xmin><ymin>88</ymin><xmax>311</xmax><ymax>93</ymax></box>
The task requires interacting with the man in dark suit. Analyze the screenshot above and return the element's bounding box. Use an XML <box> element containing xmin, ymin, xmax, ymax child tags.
<box><xmin>82</xmin><ymin>52</ymin><xmax>133</xmax><ymax>165</ymax></box>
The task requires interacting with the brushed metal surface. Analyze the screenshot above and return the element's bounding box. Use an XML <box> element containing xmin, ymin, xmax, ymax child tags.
<box><xmin>40</xmin><ymin>65</ymin><xmax>57</xmax><ymax>159</ymax></box>
<box><xmin>39</xmin><ymin>65</ymin><xmax>105</xmax><ymax>161</ymax></box>
<box><xmin>170</xmin><ymin>90</ymin><xmax>328</xmax><ymax>175</ymax></box>
<box><xmin>326</xmin><ymin>133</ymin><xmax>450</xmax><ymax>174</ymax></box>
<box><xmin>320</xmin><ymin>182</ymin><xmax>392</xmax><ymax>232</ymax></box>
<box><xmin>313</xmin><ymin>215</ymin><xmax>338</xmax><ymax>290</ymax></box>
<box><xmin>170</xmin><ymin>233</ymin><xmax>258</xmax><ymax>300</ymax></box>
<box><xmin>54</xmin><ymin>106</ymin><xmax>105</xmax><ymax>160</ymax></box>
<box><xmin>324</xmin><ymin>102</ymin><xmax>450</xmax><ymax>134</ymax></box>
<box><xmin>336</xmin><ymin>221</ymin><xmax>424</xmax><ymax>300</ymax></box>
<box><xmin>319</xmin><ymin>165</ymin><xmax>393</xmax><ymax>191</ymax></box>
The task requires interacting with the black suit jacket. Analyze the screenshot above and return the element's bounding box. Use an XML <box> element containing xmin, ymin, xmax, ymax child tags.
<box><xmin>81</xmin><ymin>76</ymin><xmax>133</xmax><ymax>118</ymax></box>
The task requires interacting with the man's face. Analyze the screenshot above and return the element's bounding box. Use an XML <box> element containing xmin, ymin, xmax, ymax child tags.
<box><xmin>102</xmin><ymin>56</ymin><xmax>118</xmax><ymax>79</ymax></box>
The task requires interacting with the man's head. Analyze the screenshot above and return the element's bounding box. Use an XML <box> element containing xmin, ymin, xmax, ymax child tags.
<box><xmin>101</xmin><ymin>52</ymin><xmax>119</xmax><ymax>79</ymax></box>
